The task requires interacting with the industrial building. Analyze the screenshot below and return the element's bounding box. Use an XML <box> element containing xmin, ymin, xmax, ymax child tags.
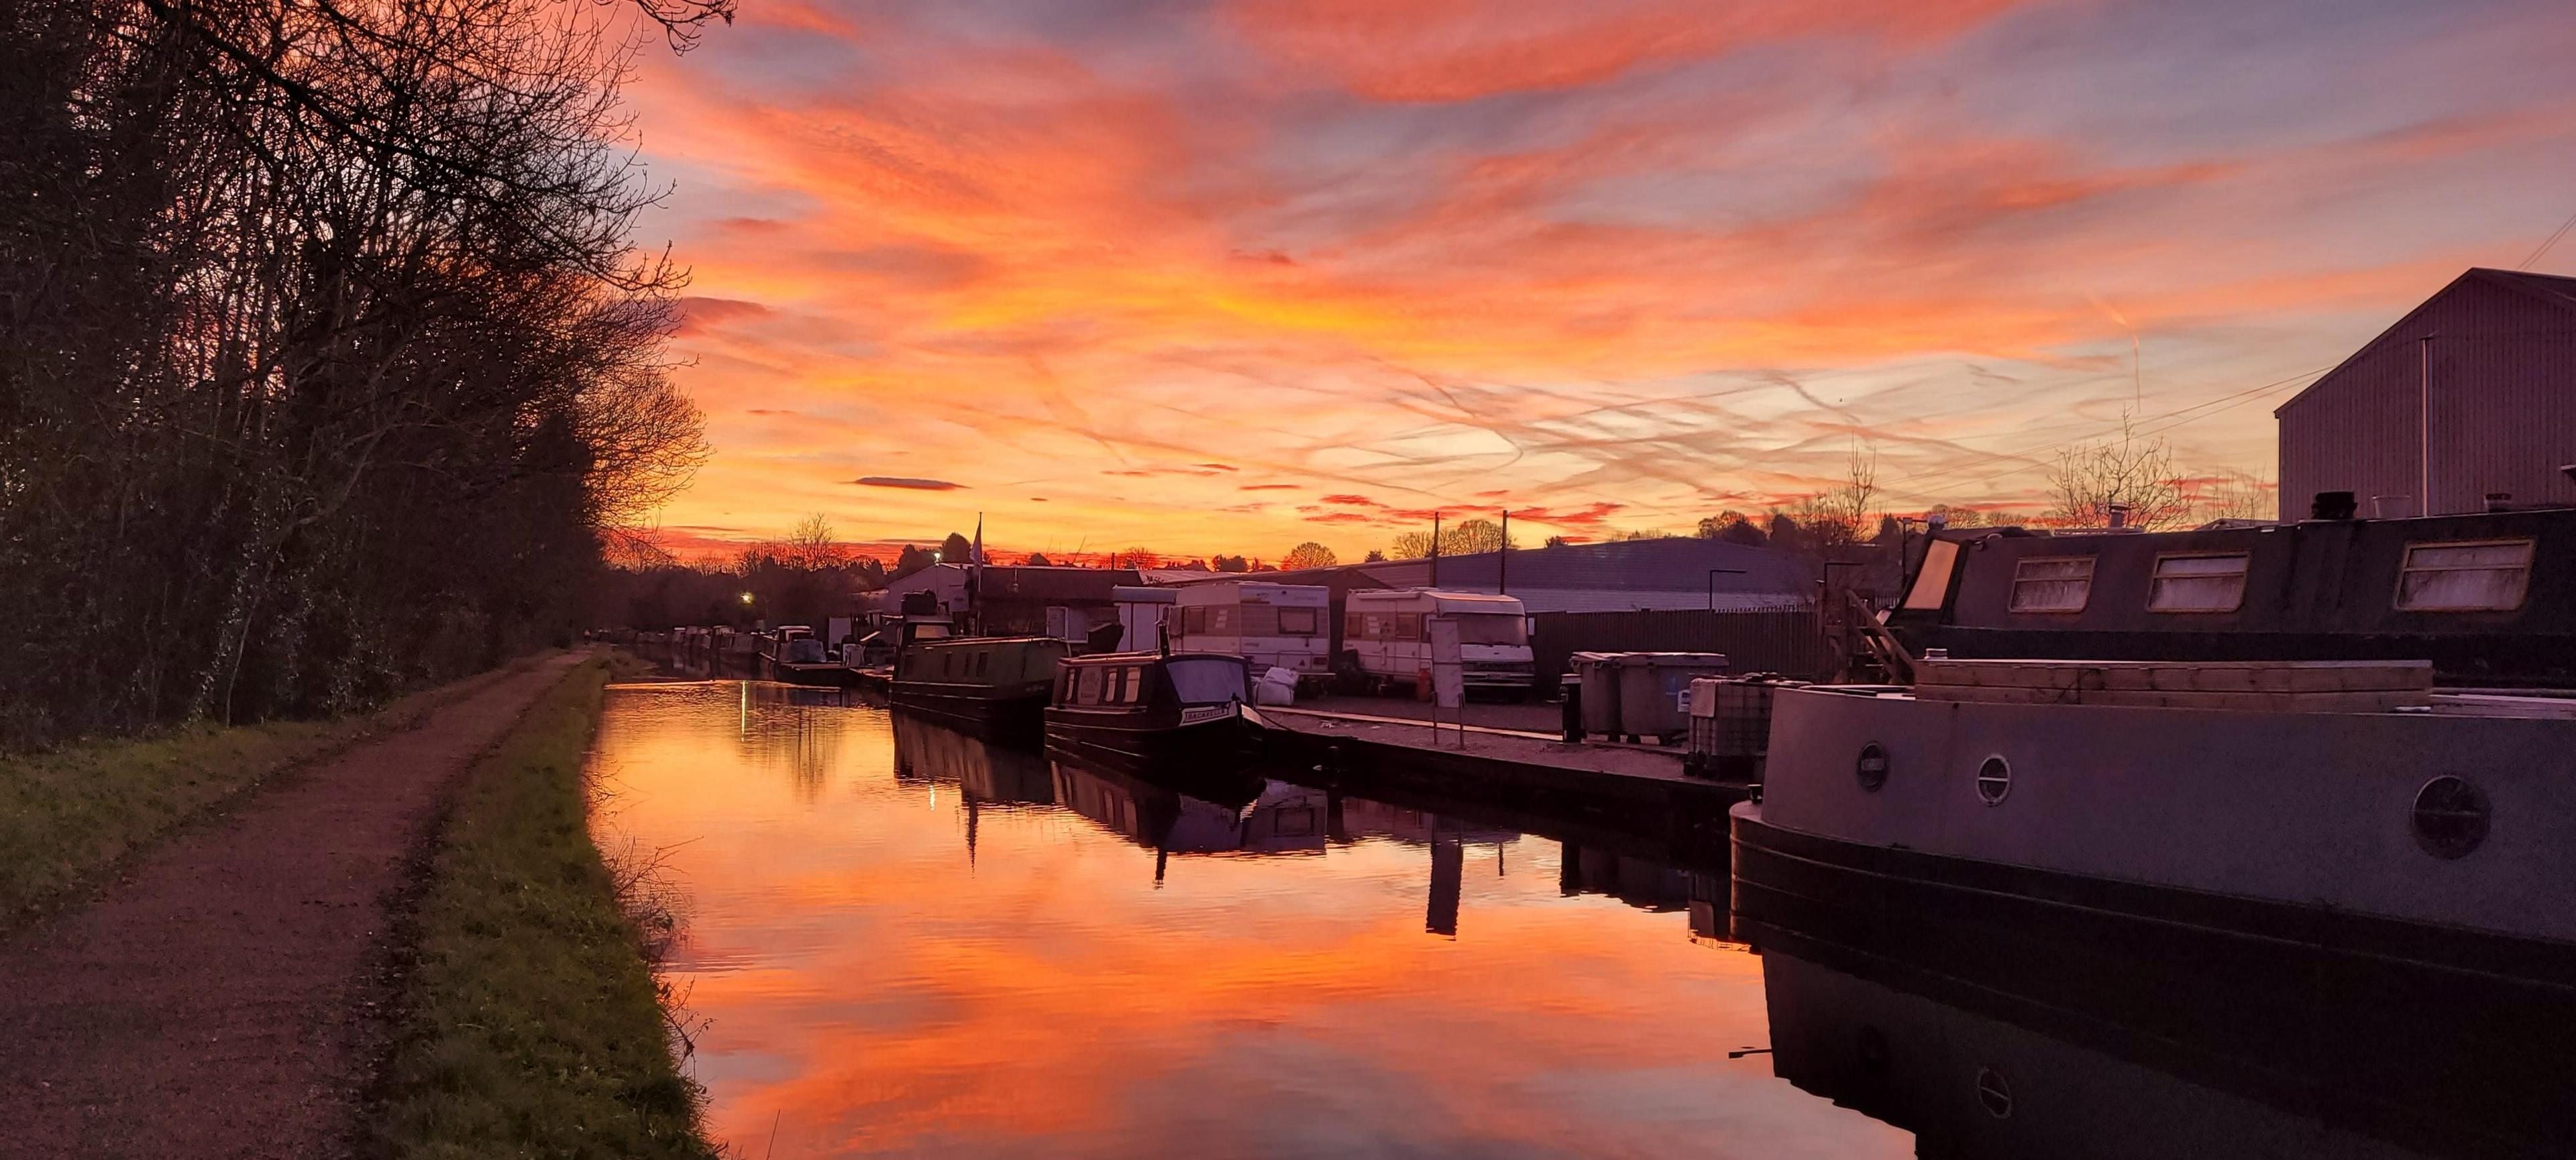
<box><xmin>2275</xmin><ymin>268</ymin><xmax>2576</xmax><ymax>520</ymax></box>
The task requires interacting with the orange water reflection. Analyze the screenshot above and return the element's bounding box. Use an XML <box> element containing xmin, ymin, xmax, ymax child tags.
<box><xmin>590</xmin><ymin>683</ymin><xmax>1912</xmax><ymax>1158</ymax></box>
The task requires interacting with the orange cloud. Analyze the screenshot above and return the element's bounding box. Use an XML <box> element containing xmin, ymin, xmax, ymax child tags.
<box><xmin>1224</xmin><ymin>0</ymin><xmax>2032</xmax><ymax>103</ymax></box>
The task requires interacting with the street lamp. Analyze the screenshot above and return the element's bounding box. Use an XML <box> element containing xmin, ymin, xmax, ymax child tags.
<box><xmin>740</xmin><ymin>592</ymin><xmax>755</xmax><ymax>605</ymax></box>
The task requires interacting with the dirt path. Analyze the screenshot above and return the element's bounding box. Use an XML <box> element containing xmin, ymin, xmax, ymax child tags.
<box><xmin>0</xmin><ymin>653</ymin><xmax>586</xmax><ymax>1160</ymax></box>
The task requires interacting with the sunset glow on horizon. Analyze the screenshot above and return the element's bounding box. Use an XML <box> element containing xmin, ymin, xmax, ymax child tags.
<box><xmin>630</xmin><ymin>0</ymin><xmax>2576</xmax><ymax>563</ymax></box>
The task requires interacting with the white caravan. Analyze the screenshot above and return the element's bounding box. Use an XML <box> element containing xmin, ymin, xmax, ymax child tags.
<box><xmin>1174</xmin><ymin>582</ymin><xmax>1332</xmax><ymax>684</ymax></box>
<box><xmin>1342</xmin><ymin>589</ymin><xmax>1535</xmax><ymax>698</ymax></box>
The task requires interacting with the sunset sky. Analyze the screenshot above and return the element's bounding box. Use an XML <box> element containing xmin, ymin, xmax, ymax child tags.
<box><xmin>629</xmin><ymin>0</ymin><xmax>2576</xmax><ymax>563</ymax></box>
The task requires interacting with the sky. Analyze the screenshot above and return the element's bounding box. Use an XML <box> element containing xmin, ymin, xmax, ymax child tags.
<box><xmin>625</xmin><ymin>0</ymin><xmax>2576</xmax><ymax>564</ymax></box>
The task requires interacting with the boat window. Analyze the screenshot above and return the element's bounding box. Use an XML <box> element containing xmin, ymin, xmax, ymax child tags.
<box><xmin>1452</xmin><ymin>614</ymin><xmax>1527</xmax><ymax>645</ymax></box>
<box><xmin>1278</xmin><ymin>607</ymin><xmax>1319</xmax><ymax>635</ymax></box>
<box><xmin>2007</xmin><ymin>556</ymin><xmax>2094</xmax><ymax>613</ymax></box>
<box><xmin>1121</xmin><ymin>667</ymin><xmax>1146</xmax><ymax>704</ymax></box>
<box><xmin>2396</xmin><ymin>539</ymin><xmax>2533</xmax><ymax>611</ymax></box>
<box><xmin>2147</xmin><ymin>553</ymin><xmax>2249</xmax><ymax>613</ymax></box>
<box><xmin>1902</xmin><ymin>539</ymin><xmax>1961</xmax><ymax>611</ymax></box>
<box><xmin>1077</xmin><ymin>664</ymin><xmax>1104</xmax><ymax>705</ymax></box>
<box><xmin>1165</xmin><ymin>657</ymin><xmax>1247</xmax><ymax>704</ymax></box>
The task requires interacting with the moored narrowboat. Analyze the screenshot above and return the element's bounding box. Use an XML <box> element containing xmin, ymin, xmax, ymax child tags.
<box><xmin>1733</xmin><ymin>660</ymin><xmax>2576</xmax><ymax>991</ymax></box>
<box><xmin>1890</xmin><ymin>504</ymin><xmax>2576</xmax><ymax>687</ymax></box>
<box><xmin>1044</xmin><ymin>651</ymin><xmax>1251</xmax><ymax>768</ymax></box>
<box><xmin>889</xmin><ymin>636</ymin><xmax>1069</xmax><ymax>743</ymax></box>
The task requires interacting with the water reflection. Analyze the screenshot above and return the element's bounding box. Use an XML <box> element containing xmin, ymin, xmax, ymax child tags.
<box><xmin>589</xmin><ymin>682</ymin><xmax>1898</xmax><ymax>1159</ymax></box>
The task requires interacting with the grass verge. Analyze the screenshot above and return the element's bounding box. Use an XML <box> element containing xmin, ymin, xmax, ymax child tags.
<box><xmin>374</xmin><ymin>657</ymin><xmax>719</xmax><ymax>1159</ymax></box>
<box><xmin>0</xmin><ymin>664</ymin><xmax>521</xmax><ymax>929</ymax></box>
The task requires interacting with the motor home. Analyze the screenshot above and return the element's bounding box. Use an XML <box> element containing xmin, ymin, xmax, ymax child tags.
<box><xmin>1173</xmin><ymin>582</ymin><xmax>1332</xmax><ymax>684</ymax></box>
<box><xmin>1340</xmin><ymin>589</ymin><xmax>1535</xmax><ymax>697</ymax></box>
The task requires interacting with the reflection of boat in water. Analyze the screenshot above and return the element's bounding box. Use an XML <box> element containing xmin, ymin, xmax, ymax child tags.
<box><xmin>1740</xmin><ymin>890</ymin><xmax>2576</xmax><ymax>1159</ymax></box>
<box><xmin>891</xmin><ymin>711</ymin><xmax>1055</xmax><ymax>804</ymax></box>
<box><xmin>1047</xmin><ymin>752</ymin><xmax>1324</xmax><ymax>859</ymax></box>
<box><xmin>1043</xmin><ymin>651</ymin><xmax>1250</xmax><ymax>768</ymax></box>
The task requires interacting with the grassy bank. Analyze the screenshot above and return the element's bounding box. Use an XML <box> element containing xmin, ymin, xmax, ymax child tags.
<box><xmin>375</xmin><ymin>657</ymin><xmax>719</xmax><ymax>1159</ymax></box>
<box><xmin>0</xmin><ymin>666</ymin><xmax>517</xmax><ymax>928</ymax></box>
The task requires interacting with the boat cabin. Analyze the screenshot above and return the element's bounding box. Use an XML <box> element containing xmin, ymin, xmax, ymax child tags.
<box><xmin>1053</xmin><ymin>651</ymin><xmax>1248</xmax><ymax>720</ymax></box>
<box><xmin>1890</xmin><ymin>506</ymin><xmax>2576</xmax><ymax>686</ymax></box>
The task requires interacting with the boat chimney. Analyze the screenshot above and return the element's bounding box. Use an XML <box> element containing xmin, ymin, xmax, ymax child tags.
<box><xmin>2485</xmin><ymin>492</ymin><xmax>2514</xmax><ymax>513</ymax></box>
<box><xmin>2311</xmin><ymin>491</ymin><xmax>2358</xmax><ymax>520</ymax></box>
<box><xmin>2106</xmin><ymin>503</ymin><xmax>2131</xmax><ymax>529</ymax></box>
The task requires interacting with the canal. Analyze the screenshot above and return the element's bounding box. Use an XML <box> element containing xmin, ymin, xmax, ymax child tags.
<box><xmin>590</xmin><ymin>680</ymin><xmax>1909</xmax><ymax>1157</ymax></box>
<box><xmin>591</xmin><ymin>680</ymin><xmax>2555</xmax><ymax>1159</ymax></box>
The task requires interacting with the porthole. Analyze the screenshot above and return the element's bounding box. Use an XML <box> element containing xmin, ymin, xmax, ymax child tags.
<box><xmin>2412</xmin><ymin>776</ymin><xmax>2488</xmax><ymax>859</ymax></box>
<box><xmin>1976</xmin><ymin>1067</ymin><xmax>2013</xmax><ymax>1118</ymax></box>
<box><xmin>1856</xmin><ymin>743</ymin><xmax>1890</xmax><ymax>792</ymax></box>
<box><xmin>1975</xmin><ymin>756</ymin><xmax>2011</xmax><ymax>806</ymax></box>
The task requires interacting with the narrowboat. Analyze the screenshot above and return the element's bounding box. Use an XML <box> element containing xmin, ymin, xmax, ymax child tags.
<box><xmin>1891</xmin><ymin>503</ymin><xmax>2576</xmax><ymax>687</ymax></box>
<box><xmin>888</xmin><ymin>636</ymin><xmax>1069</xmax><ymax>743</ymax></box>
<box><xmin>1043</xmin><ymin>651</ymin><xmax>1251</xmax><ymax>768</ymax></box>
<box><xmin>1733</xmin><ymin>660</ymin><xmax>2576</xmax><ymax>991</ymax></box>
<box><xmin>758</xmin><ymin>625</ymin><xmax>867</xmax><ymax>688</ymax></box>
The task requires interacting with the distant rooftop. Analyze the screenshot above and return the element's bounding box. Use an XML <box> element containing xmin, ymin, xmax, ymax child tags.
<box><xmin>1161</xmin><ymin>536</ymin><xmax>1818</xmax><ymax>613</ymax></box>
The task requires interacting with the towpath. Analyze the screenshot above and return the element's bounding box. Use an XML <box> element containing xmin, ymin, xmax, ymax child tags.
<box><xmin>0</xmin><ymin>652</ymin><xmax>586</xmax><ymax>1159</ymax></box>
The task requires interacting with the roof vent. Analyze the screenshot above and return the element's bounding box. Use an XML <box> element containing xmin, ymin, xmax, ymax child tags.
<box><xmin>2106</xmin><ymin>503</ymin><xmax>2131</xmax><ymax>529</ymax></box>
<box><xmin>2485</xmin><ymin>492</ymin><xmax>2514</xmax><ymax>513</ymax></box>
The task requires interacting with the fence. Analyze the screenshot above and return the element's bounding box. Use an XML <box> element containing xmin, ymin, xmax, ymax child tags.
<box><xmin>1530</xmin><ymin>608</ymin><xmax>1833</xmax><ymax>688</ymax></box>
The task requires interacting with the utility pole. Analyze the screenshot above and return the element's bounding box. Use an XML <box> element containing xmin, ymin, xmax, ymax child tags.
<box><xmin>1498</xmin><ymin>509</ymin><xmax>1509</xmax><ymax>594</ymax></box>
<box><xmin>2419</xmin><ymin>334</ymin><xmax>2435</xmax><ymax>517</ymax></box>
<box><xmin>1430</xmin><ymin>511</ymin><xmax>1441</xmax><ymax>587</ymax></box>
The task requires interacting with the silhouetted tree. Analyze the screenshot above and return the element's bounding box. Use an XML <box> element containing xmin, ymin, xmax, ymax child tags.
<box><xmin>1766</xmin><ymin>514</ymin><xmax>1807</xmax><ymax>555</ymax></box>
<box><xmin>1282</xmin><ymin>542</ymin><xmax>1337</xmax><ymax>570</ymax></box>
<box><xmin>1363</xmin><ymin>549</ymin><xmax>1388</xmax><ymax>562</ymax></box>
<box><xmin>0</xmin><ymin>0</ymin><xmax>722</xmax><ymax>742</ymax></box>
<box><xmin>941</xmin><ymin>533</ymin><xmax>975</xmax><ymax>564</ymax></box>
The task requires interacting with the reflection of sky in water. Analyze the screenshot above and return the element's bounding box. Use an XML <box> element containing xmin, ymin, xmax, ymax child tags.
<box><xmin>590</xmin><ymin>682</ymin><xmax>1911</xmax><ymax>1159</ymax></box>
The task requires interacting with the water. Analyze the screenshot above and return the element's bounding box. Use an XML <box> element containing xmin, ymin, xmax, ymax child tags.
<box><xmin>589</xmin><ymin>682</ymin><xmax>2560</xmax><ymax>1159</ymax></box>
<box><xmin>588</xmin><ymin>682</ymin><xmax>1910</xmax><ymax>1158</ymax></box>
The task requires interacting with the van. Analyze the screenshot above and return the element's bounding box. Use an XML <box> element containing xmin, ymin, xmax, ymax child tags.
<box><xmin>1174</xmin><ymin>582</ymin><xmax>1332</xmax><ymax>685</ymax></box>
<box><xmin>1340</xmin><ymin>589</ymin><xmax>1535</xmax><ymax>698</ymax></box>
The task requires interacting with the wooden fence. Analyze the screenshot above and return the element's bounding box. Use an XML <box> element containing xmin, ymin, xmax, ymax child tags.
<box><xmin>1530</xmin><ymin>608</ymin><xmax>1832</xmax><ymax>688</ymax></box>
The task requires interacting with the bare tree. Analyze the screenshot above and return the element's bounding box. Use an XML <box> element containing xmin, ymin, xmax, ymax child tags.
<box><xmin>784</xmin><ymin>515</ymin><xmax>841</xmax><ymax>570</ymax></box>
<box><xmin>2044</xmin><ymin>413</ymin><xmax>2190</xmax><ymax>530</ymax></box>
<box><xmin>0</xmin><ymin>0</ymin><xmax>715</xmax><ymax>743</ymax></box>
<box><xmin>2191</xmin><ymin>468</ymin><xmax>2275</xmax><ymax>524</ymax></box>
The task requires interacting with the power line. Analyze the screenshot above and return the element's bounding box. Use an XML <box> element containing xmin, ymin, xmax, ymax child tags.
<box><xmin>2518</xmin><ymin>207</ymin><xmax>2576</xmax><ymax>272</ymax></box>
<box><xmin>1884</xmin><ymin>366</ymin><xmax>2327</xmax><ymax>494</ymax></box>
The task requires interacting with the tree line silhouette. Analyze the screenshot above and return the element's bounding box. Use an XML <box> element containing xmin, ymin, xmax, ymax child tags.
<box><xmin>0</xmin><ymin>0</ymin><xmax>724</xmax><ymax>745</ymax></box>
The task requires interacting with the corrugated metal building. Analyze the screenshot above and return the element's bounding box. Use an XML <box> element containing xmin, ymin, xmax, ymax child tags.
<box><xmin>2275</xmin><ymin>268</ymin><xmax>2576</xmax><ymax>520</ymax></box>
